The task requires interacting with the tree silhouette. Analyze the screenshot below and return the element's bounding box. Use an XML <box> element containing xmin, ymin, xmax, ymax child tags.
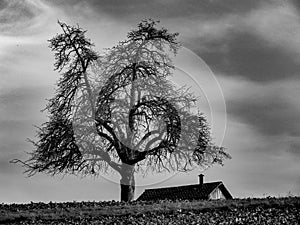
<box><xmin>13</xmin><ymin>20</ymin><xmax>230</xmax><ymax>202</ymax></box>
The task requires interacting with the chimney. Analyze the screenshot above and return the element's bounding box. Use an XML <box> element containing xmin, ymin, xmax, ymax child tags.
<box><xmin>198</xmin><ymin>174</ymin><xmax>204</xmax><ymax>186</ymax></box>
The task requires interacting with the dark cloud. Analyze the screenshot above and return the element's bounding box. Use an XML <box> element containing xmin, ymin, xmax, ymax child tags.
<box><xmin>53</xmin><ymin>0</ymin><xmax>300</xmax><ymax>83</ymax></box>
<box><xmin>227</xmin><ymin>91</ymin><xmax>300</xmax><ymax>137</ymax></box>
<box><xmin>190</xmin><ymin>31</ymin><xmax>300</xmax><ymax>82</ymax></box>
<box><xmin>292</xmin><ymin>0</ymin><xmax>300</xmax><ymax>11</ymax></box>
<box><xmin>288</xmin><ymin>141</ymin><xmax>300</xmax><ymax>158</ymax></box>
<box><xmin>0</xmin><ymin>0</ymin><xmax>43</xmax><ymax>35</ymax></box>
<box><xmin>48</xmin><ymin>0</ymin><xmax>300</xmax><ymax>84</ymax></box>
<box><xmin>0</xmin><ymin>0</ymin><xmax>9</xmax><ymax>9</ymax></box>
<box><xmin>87</xmin><ymin>0</ymin><xmax>261</xmax><ymax>19</ymax></box>
<box><xmin>50</xmin><ymin>0</ymin><xmax>265</xmax><ymax>21</ymax></box>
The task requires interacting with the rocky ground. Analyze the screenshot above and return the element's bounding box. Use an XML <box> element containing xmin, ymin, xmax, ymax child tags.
<box><xmin>1</xmin><ymin>197</ymin><xmax>299</xmax><ymax>224</ymax></box>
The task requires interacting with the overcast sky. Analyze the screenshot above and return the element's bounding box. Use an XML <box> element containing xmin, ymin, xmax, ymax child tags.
<box><xmin>1</xmin><ymin>0</ymin><xmax>300</xmax><ymax>203</ymax></box>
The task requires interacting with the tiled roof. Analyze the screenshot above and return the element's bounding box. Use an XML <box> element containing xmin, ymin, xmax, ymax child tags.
<box><xmin>137</xmin><ymin>182</ymin><xmax>232</xmax><ymax>201</ymax></box>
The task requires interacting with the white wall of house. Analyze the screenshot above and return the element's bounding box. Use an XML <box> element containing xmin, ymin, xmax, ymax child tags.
<box><xmin>209</xmin><ymin>187</ymin><xmax>225</xmax><ymax>200</ymax></box>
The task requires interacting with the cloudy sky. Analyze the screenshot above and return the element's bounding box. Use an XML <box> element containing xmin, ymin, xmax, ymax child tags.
<box><xmin>1</xmin><ymin>0</ymin><xmax>300</xmax><ymax>203</ymax></box>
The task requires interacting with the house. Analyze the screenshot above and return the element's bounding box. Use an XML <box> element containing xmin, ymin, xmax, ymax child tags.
<box><xmin>137</xmin><ymin>174</ymin><xmax>233</xmax><ymax>201</ymax></box>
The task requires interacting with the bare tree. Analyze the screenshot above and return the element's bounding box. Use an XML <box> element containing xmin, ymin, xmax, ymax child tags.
<box><xmin>13</xmin><ymin>20</ymin><xmax>230</xmax><ymax>202</ymax></box>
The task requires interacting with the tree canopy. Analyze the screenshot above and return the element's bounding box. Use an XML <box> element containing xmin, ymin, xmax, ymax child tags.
<box><xmin>13</xmin><ymin>19</ymin><xmax>230</xmax><ymax>201</ymax></box>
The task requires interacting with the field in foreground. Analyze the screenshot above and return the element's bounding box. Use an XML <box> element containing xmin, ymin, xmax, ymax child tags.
<box><xmin>0</xmin><ymin>197</ymin><xmax>299</xmax><ymax>224</ymax></box>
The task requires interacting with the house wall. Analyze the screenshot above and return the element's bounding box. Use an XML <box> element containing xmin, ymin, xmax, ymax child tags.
<box><xmin>209</xmin><ymin>187</ymin><xmax>225</xmax><ymax>200</ymax></box>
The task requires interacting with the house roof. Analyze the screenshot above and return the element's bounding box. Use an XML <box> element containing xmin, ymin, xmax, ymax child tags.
<box><xmin>137</xmin><ymin>181</ymin><xmax>233</xmax><ymax>201</ymax></box>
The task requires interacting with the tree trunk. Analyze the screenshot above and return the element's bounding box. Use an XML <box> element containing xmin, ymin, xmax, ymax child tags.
<box><xmin>120</xmin><ymin>163</ymin><xmax>135</xmax><ymax>202</ymax></box>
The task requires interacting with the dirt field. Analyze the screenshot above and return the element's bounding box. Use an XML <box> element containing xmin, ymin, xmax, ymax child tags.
<box><xmin>1</xmin><ymin>197</ymin><xmax>299</xmax><ymax>224</ymax></box>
